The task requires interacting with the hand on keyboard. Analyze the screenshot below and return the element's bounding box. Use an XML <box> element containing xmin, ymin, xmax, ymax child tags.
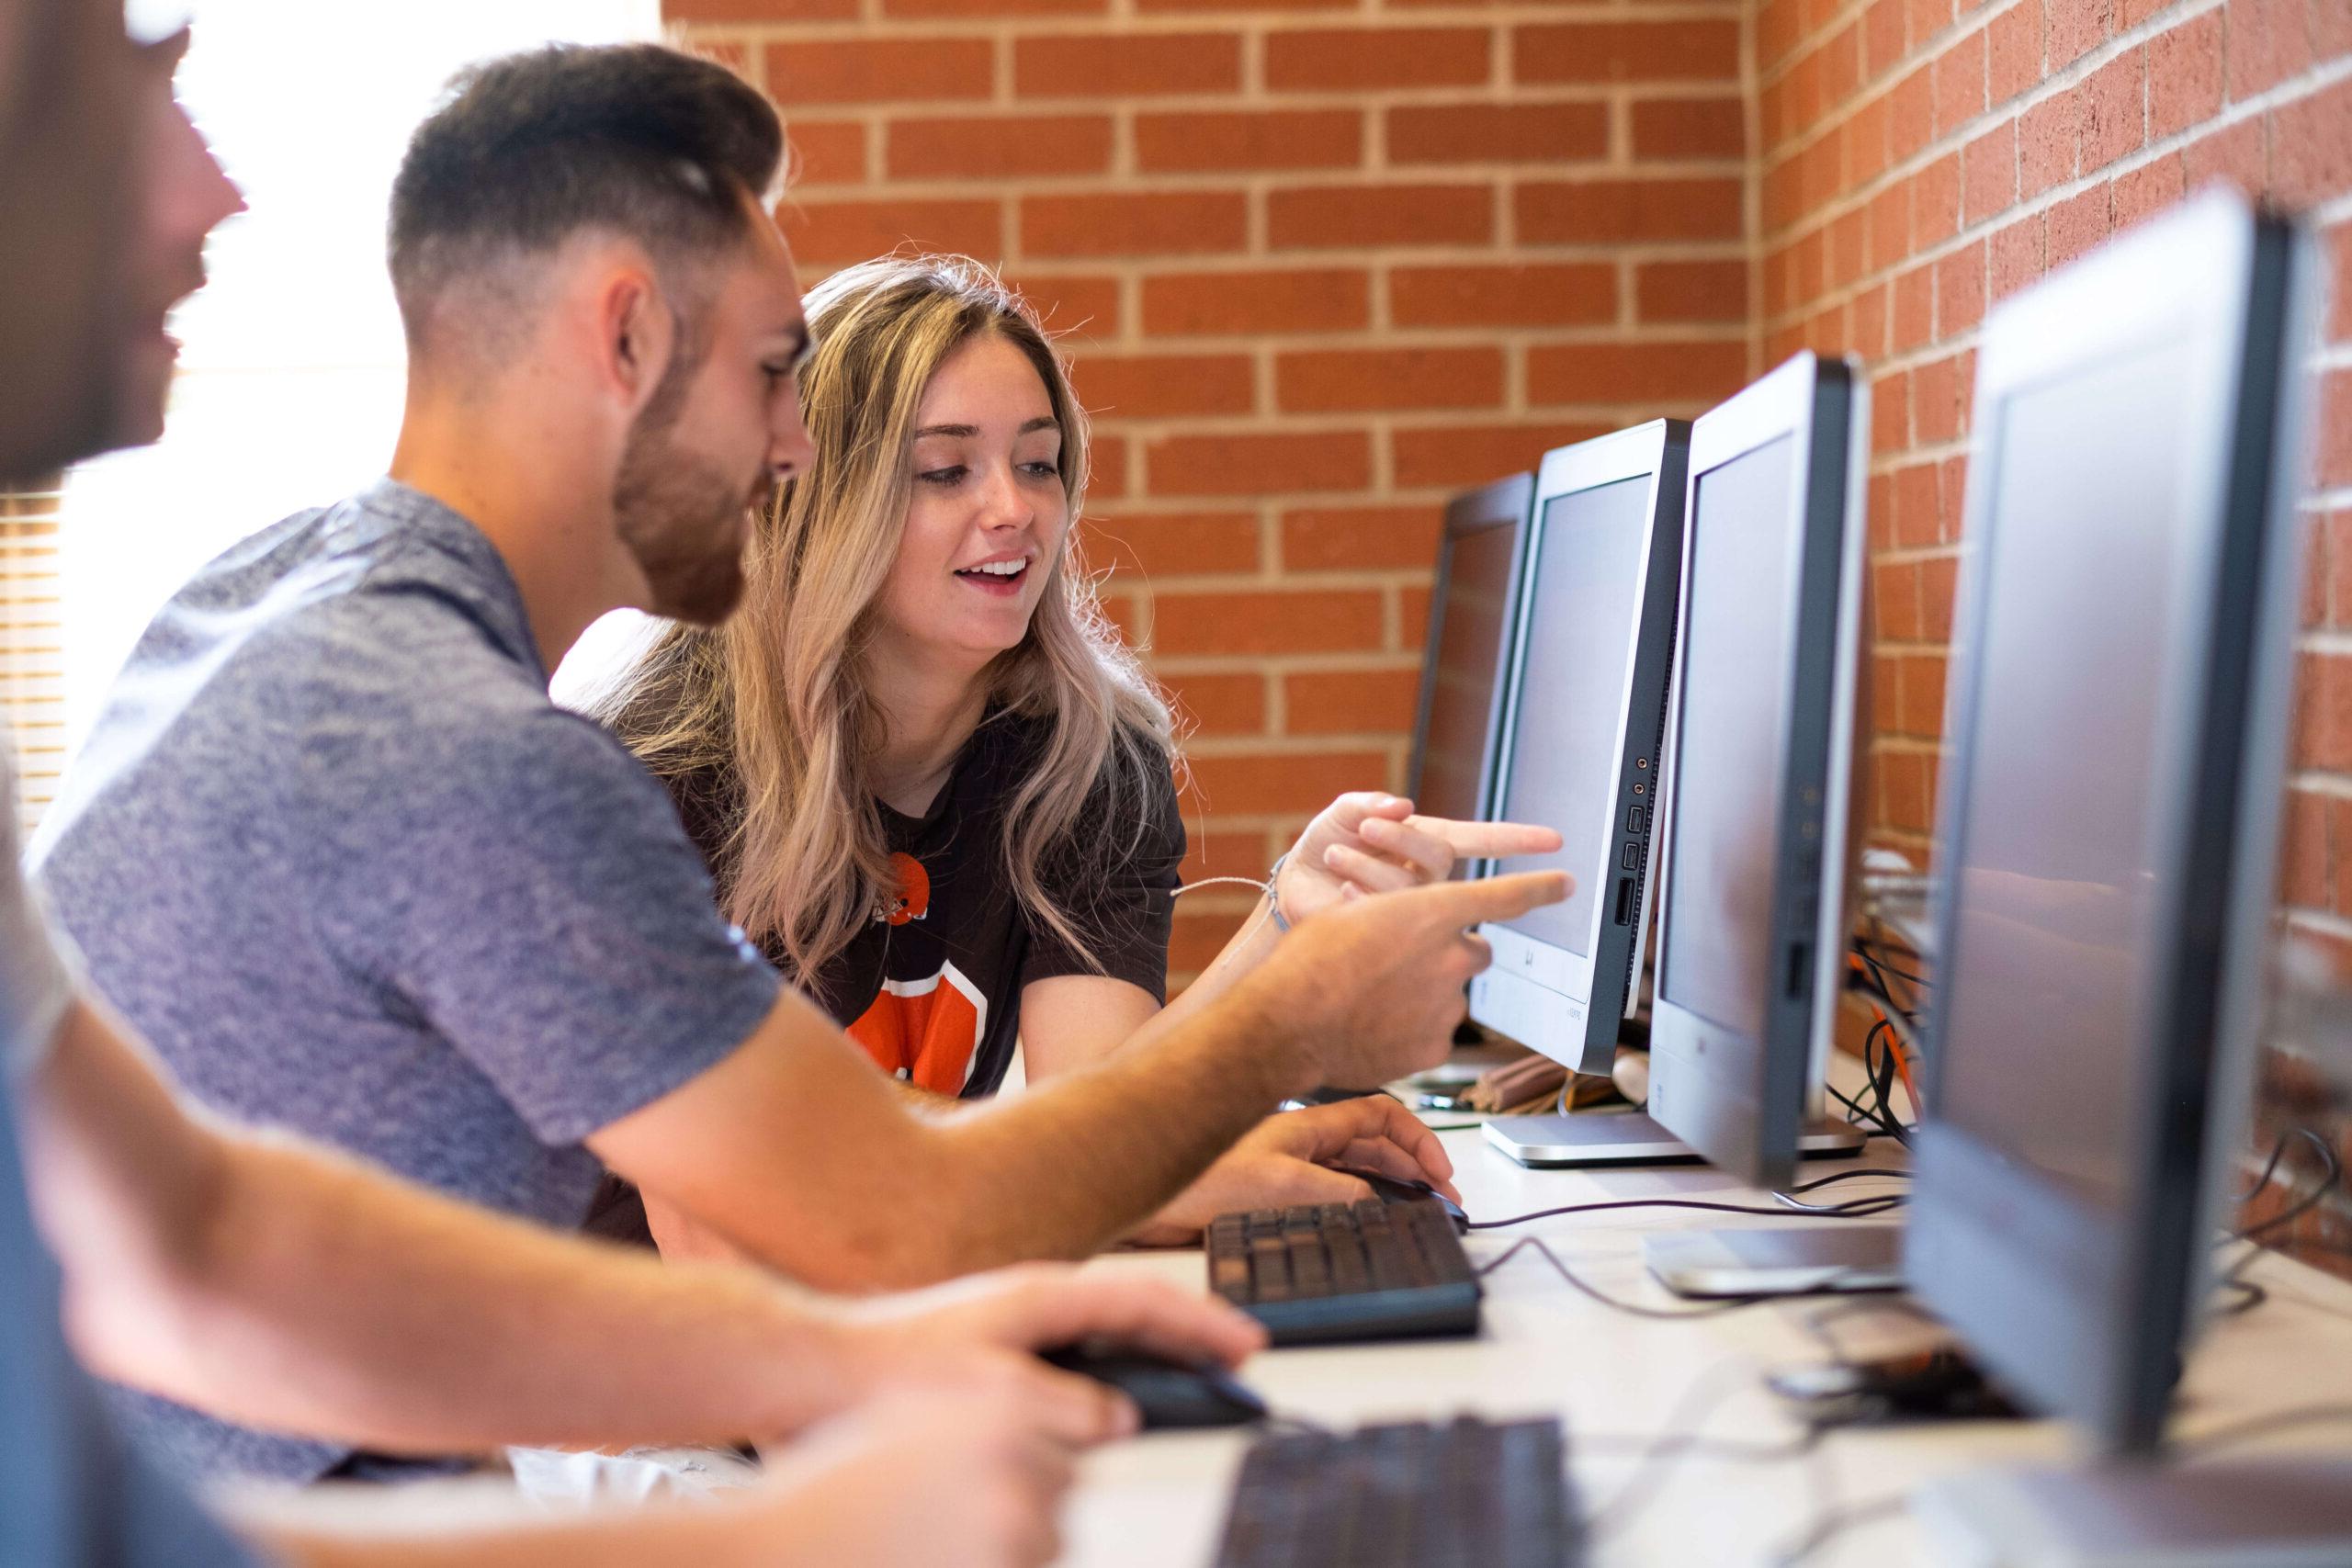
<box><xmin>1127</xmin><ymin>1096</ymin><xmax>1460</xmax><ymax>1246</ymax></box>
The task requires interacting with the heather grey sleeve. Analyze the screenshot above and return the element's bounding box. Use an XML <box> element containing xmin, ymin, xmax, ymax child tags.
<box><xmin>351</xmin><ymin>709</ymin><xmax>782</xmax><ymax>1145</ymax></box>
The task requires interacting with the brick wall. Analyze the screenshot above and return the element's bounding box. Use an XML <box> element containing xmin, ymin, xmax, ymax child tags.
<box><xmin>663</xmin><ymin>0</ymin><xmax>1758</xmax><ymax>982</ymax></box>
<box><xmin>1756</xmin><ymin>0</ymin><xmax>2352</xmax><ymax>1248</ymax></box>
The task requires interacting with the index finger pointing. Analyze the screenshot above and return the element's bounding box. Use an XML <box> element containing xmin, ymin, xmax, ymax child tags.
<box><xmin>1405</xmin><ymin>869</ymin><xmax>1571</xmax><ymax>930</ymax></box>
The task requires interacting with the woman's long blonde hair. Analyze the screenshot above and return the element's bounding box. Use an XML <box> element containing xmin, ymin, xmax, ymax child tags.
<box><xmin>578</xmin><ymin>253</ymin><xmax>1175</xmax><ymax>986</ymax></box>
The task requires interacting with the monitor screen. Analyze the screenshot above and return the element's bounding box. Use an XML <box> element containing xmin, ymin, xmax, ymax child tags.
<box><xmin>1488</xmin><ymin>477</ymin><xmax>1653</xmax><ymax>959</ymax></box>
<box><xmin>1657</xmin><ymin>435</ymin><xmax>1797</xmax><ymax>1038</ymax></box>
<box><xmin>1933</xmin><ymin>337</ymin><xmax>2193</xmax><ymax>1211</ymax></box>
<box><xmin>1416</xmin><ymin>522</ymin><xmax>1521</xmax><ymax>825</ymax></box>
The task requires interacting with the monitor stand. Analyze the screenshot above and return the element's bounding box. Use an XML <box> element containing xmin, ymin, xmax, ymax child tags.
<box><xmin>1481</xmin><ymin>1109</ymin><xmax>1866</xmax><ymax>1168</ymax></box>
<box><xmin>1913</xmin><ymin>1455</ymin><xmax>2352</xmax><ymax>1566</ymax></box>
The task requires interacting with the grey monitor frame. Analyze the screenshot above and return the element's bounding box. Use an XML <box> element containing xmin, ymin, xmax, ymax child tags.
<box><xmin>1645</xmin><ymin>352</ymin><xmax>1870</xmax><ymax>1194</ymax></box>
<box><xmin>1904</xmin><ymin>192</ymin><xmax>2317</xmax><ymax>1458</ymax></box>
<box><xmin>1470</xmin><ymin>422</ymin><xmax>1690</xmax><ymax>1076</ymax></box>
<box><xmin>1405</xmin><ymin>473</ymin><xmax>1536</xmax><ymax>828</ymax></box>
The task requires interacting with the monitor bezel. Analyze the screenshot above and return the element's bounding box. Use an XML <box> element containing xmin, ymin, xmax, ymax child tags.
<box><xmin>1905</xmin><ymin>192</ymin><xmax>2316</xmax><ymax>1456</ymax></box>
<box><xmin>1645</xmin><ymin>352</ymin><xmax>1869</xmax><ymax>1193</ymax></box>
<box><xmin>1470</xmin><ymin>421</ymin><xmax>1691</xmax><ymax>1076</ymax></box>
<box><xmin>1407</xmin><ymin>472</ymin><xmax>1536</xmax><ymax>826</ymax></box>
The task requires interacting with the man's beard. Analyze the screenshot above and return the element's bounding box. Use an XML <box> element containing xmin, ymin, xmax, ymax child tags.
<box><xmin>610</xmin><ymin>367</ymin><xmax>765</xmax><ymax>626</ymax></box>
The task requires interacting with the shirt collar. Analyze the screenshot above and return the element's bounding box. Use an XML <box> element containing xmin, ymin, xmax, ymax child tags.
<box><xmin>347</xmin><ymin>477</ymin><xmax>548</xmax><ymax>683</ymax></box>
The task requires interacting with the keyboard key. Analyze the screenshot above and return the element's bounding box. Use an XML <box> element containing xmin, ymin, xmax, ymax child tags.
<box><xmin>1205</xmin><ymin>1194</ymin><xmax>1480</xmax><ymax>1345</ymax></box>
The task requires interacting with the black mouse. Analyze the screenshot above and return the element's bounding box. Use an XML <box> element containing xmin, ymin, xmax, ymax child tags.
<box><xmin>1039</xmin><ymin>1342</ymin><xmax>1268</xmax><ymax>1430</ymax></box>
<box><xmin>1341</xmin><ymin>1168</ymin><xmax>1474</xmax><ymax>1235</ymax></box>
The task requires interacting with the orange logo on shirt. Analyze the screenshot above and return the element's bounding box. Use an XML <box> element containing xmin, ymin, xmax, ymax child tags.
<box><xmin>846</xmin><ymin>962</ymin><xmax>989</xmax><ymax>1094</ymax></box>
<box><xmin>880</xmin><ymin>852</ymin><xmax>930</xmax><ymax>927</ymax></box>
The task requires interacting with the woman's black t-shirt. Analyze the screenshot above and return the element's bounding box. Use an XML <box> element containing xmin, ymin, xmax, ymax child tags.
<box><xmin>672</xmin><ymin>711</ymin><xmax>1188</xmax><ymax>1097</ymax></box>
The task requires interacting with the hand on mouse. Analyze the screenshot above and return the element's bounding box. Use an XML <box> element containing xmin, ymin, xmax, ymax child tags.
<box><xmin>822</xmin><ymin>1264</ymin><xmax>1265</xmax><ymax>1441</ymax></box>
<box><xmin>1273</xmin><ymin>793</ymin><xmax>1563</xmax><ymax>925</ymax></box>
<box><xmin>1125</xmin><ymin>1095</ymin><xmax>1461</xmax><ymax>1246</ymax></box>
<box><xmin>751</xmin><ymin>1386</ymin><xmax>1080</xmax><ymax>1568</ymax></box>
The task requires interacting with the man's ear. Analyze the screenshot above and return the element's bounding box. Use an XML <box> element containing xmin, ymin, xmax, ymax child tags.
<box><xmin>600</xmin><ymin>263</ymin><xmax>676</xmax><ymax>417</ymax></box>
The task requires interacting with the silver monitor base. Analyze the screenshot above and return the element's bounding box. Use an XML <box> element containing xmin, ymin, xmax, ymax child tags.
<box><xmin>1644</xmin><ymin>1222</ymin><xmax>1903</xmax><ymax>1298</ymax></box>
<box><xmin>1915</xmin><ymin>1457</ymin><xmax>2352</xmax><ymax>1566</ymax></box>
<box><xmin>1482</xmin><ymin>1110</ymin><xmax>1867</xmax><ymax>1169</ymax></box>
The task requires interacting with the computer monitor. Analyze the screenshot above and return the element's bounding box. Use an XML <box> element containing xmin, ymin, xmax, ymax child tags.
<box><xmin>1469</xmin><ymin>423</ymin><xmax>1690</xmax><ymax>1076</ymax></box>
<box><xmin>1407</xmin><ymin>474</ymin><xmax>1533</xmax><ymax>829</ymax></box>
<box><xmin>1645</xmin><ymin>352</ymin><xmax>1869</xmax><ymax>1194</ymax></box>
<box><xmin>1905</xmin><ymin>193</ymin><xmax>2317</xmax><ymax>1461</ymax></box>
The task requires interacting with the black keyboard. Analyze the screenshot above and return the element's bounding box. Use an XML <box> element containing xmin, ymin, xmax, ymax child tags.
<box><xmin>1213</xmin><ymin>1416</ymin><xmax>1585</xmax><ymax>1568</ymax></box>
<box><xmin>1206</xmin><ymin>1197</ymin><xmax>1481</xmax><ymax>1344</ymax></box>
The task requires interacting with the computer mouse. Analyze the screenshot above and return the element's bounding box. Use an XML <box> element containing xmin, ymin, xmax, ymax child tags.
<box><xmin>1038</xmin><ymin>1342</ymin><xmax>1269</xmax><ymax>1431</ymax></box>
<box><xmin>1341</xmin><ymin>1168</ymin><xmax>1474</xmax><ymax>1235</ymax></box>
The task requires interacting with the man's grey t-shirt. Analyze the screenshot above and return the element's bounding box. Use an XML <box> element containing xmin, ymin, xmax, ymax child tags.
<box><xmin>31</xmin><ymin>479</ymin><xmax>783</xmax><ymax>1483</ymax></box>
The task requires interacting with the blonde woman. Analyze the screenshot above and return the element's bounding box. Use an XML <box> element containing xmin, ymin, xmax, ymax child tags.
<box><xmin>580</xmin><ymin>254</ymin><xmax>1559</xmax><ymax>1242</ymax></box>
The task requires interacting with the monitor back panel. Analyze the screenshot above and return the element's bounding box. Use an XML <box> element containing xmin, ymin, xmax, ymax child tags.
<box><xmin>1646</xmin><ymin>354</ymin><xmax>1868</xmax><ymax>1193</ymax></box>
<box><xmin>1408</xmin><ymin>474</ymin><xmax>1535</xmax><ymax>830</ymax></box>
<box><xmin>1905</xmin><ymin>193</ymin><xmax>2317</xmax><ymax>1454</ymax></box>
<box><xmin>1471</xmin><ymin>422</ymin><xmax>1690</xmax><ymax>1076</ymax></box>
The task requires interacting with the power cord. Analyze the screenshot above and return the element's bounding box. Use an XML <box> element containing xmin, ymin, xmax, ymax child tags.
<box><xmin>1464</xmin><ymin>1190</ymin><xmax>1907</xmax><ymax>1231</ymax></box>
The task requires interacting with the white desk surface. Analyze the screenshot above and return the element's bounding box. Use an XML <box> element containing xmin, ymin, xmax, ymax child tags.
<box><xmin>1057</xmin><ymin>1117</ymin><xmax>2352</xmax><ymax>1568</ymax></box>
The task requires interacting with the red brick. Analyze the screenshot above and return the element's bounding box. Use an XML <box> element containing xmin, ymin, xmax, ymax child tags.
<box><xmin>1875</xmin><ymin>559</ymin><xmax>1925</xmax><ymax>640</ymax></box>
<box><xmin>2325</xmin><ymin>795</ymin><xmax>2352</xmax><ymax>915</ymax></box>
<box><xmin>2317</xmin><ymin>0</ymin><xmax>2352</xmax><ymax>55</ymax></box>
<box><xmin>2047</xmin><ymin>184</ymin><xmax>2113</xmax><ymax>266</ymax></box>
<box><xmin>1134</xmin><ymin>110</ymin><xmax>1362</xmax><ymax>173</ymax></box>
<box><xmin>1913</xmin><ymin>352</ymin><xmax>1969</xmax><ymax>444</ymax></box>
<box><xmin>2018</xmin><ymin>93</ymin><xmax>2077</xmax><ymax>198</ymax></box>
<box><xmin>2298</xmin><ymin>653</ymin><xmax>2352</xmax><ymax>772</ymax></box>
<box><xmin>1987</xmin><ymin>0</ymin><xmax>2044</xmax><ymax>106</ymax></box>
<box><xmin>1142</xmin><ymin>269</ymin><xmax>1371</xmax><ymax>335</ymax></box>
<box><xmin>1830</xmin><ymin>210</ymin><xmax>1870</xmax><ymax>292</ymax></box>
<box><xmin>1269</xmin><ymin>185</ymin><xmax>1492</xmax><ymax>249</ymax></box>
<box><xmin>1515</xmin><ymin>20</ymin><xmax>1742</xmax><ymax>83</ymax></box>
<box><xmin>2113</xmin><ymin>155</ymin><xmax>2188</xmax><ymax>229</ymax></box>
<box><xmin>1637</xmin><ymin>259</ymin><xmax>1747</xmax><ymax>324</ymax></box>
<box><xmin>2149</xmin><ymin>10</ymin><xmax>2223</xmax><ymax>140</ymax></box>
<box><xmin>766</xmin><ymin>39</ymin><xmax>995</xmax><ymax>106</ymax></box>
<box><xmin>1874</xmin><ymin>369</ymin><xmax>1913</xmax><ymax>453</ymax></box>
<box><xmin>1933</xmin><ymin>26</ymin><xmax>1988</xmax><ymax>136</ymax></box>
<box><xmin>1915</xmin><ymin>152</ymin><xmax>1963</xmax><ymax>247</ymax></box>
<box><xmin>2181</xmin><ymin>117</ymin><xmax>2267</xmax><ymax>194</ymax></box>
<box><xmin>2281</xmin><ymin>788</ymin><xmax>2334</xmax><ymax>908</ymax></box>
<box><xmin>2228</xmin><ymin>0</ymin><xmax>2316</xmax><ymax>99</ymax></box>
<box><xmin>1896</xmin><ymin>652</ymin><xmax>1950</xmax><ymax>736</ymax></box>
<box><xmin>1163</xmin><ymin>674</ymin><xmax>1269</xmax><ymax>739</ymax></box>
<box><xmin>1908</xmin><ymin>0</ymin><xmax>1956</xmax><ymax>48</ymax></box>
<box><xmin>1517</xmin><ymin>178</ymin><xmax>1743</xmax><ymax>243</ymax></box>
<box><xmin>1633</xmin><ymin>96</ymin><xmax>1747</xmax><ymax>160</ymax></box>
<box><xmin>1391</xmin><ymin>422</ymin><xmax>1609</xmax><ymax>490</ymax></box>
<box><xmin>1889</xmin><ymin>64</ymin><xmax>1938</xmax><ymax>164</ymax></box>
<box><xmin>2323</xmin><ymin>370</ymin><xmax>2352</xmax><ymax>490</ymax></box>
<box><xmin>2329</xmin><ymin>223</ymin><xmax>2352</xmax><ymax>345</ymax></box>
<box><xmin>1988</xmin><ymin>212</ymin><xmax>2045</xmax><ymax>299</ymax></box>
<box><xmin>1014</xmin><ymin>33</ymin><xmax>1242</xmax><ymax>97</ymax></box>
<box><xmin>1145</xmin><ymin>431</ymin><xmax>1372</xmax><ymax>496</ymax></box>
<box><xmin>781</xmin><ymin>197</ymin><xmax>1003</xmax><ymax>265</ymax></box>
<box><xmin>2306</xmin><ymin>513</ymin><xmax>2333</xmax><ymax>629</ymax></box>
<box><xmin>1286</xmin><ymin>670</ymin><xmax>1421</xmax><ymax>736</ymax></box>
<box><xmin>1091</xmin><ymin>434</ymin><xmax>1133</xmax><ymax>500</ymax></box>
<box><xmin>1891</xmin><ymin>460</ymin><xmax>1940</xmax><ymax>547</ymax></box>
<box><xmin>1168</xmin><ymin>906</ymin><xmax>1245</xmax><ymax>980</ymax></box>
<box><xmin>1865</xmin><ymin>0</ymin><xmax>1909</xmax><ymax>74</ymax></box>
<box><xmin>1084</xmin><ymin>511</ymin><xmax>1260</xmax><ymax>576</ymax></box>
<box><xmin>887</xmin><ymin>0</ymin><xmax>1099</xmax><ymax>14</ymax></box>
<box><xmin>2271</xmin><ymin>77</ymin><xmax>2352</xmax><ymax>211</ymax></box>
<box><xmin>1277</xmin><ymin>348</ymin><xmax>1503</xmax><ymax>413</ymax></box>
<box><xmin>1399</xmin><ymin>585</ymin><xmax>1432</xmax><ymax>647</ymax></box>
<box><xmin>2329</xmin><ymin>510</ymin><xmax>2352</xmax><ymax>627</ymax></box>
<box><xmin>1074</xmin><ymin>353</ymin><xmax>1257</xmax><ymax>419</ymax></box>
<box><xmin>1853</xmin><ymin>282</ymin><xmax>1892</xmax><ymax>360</ymax></box>
<box><xmin>784</xmin><ymin>121</ymin><xmax>866</xmax><ymax>187</ymax></box>
<box><xmin>887</xmin><ymin>115</ymin><xmax>1114</xmax><ymax>180</ymax></box>
<box><xmin>1847</xmin><ymin>98</ymin><xmax>1893</xmax><ymax>188</ymax></box>
<box><xmin>1155</xmin><ymin>592</ymin><xmax>1383</xmax><ymax>655</ymax></box>
<box><xmin>1282</xmin><ymin>506</ymin><xmax>1444</xmax><ymax>571</ymax></box>
<box><xmin>676</xmin><ymin>0</ymin><xmax>852</xmax><ymax>18</ymax></box>
<box><xmin>1917</xmin><ymin>554</ymin><xmax>1959</xmax><ymax>641</ymax></box>
<box><xmin>1265</xmin><ymin>28</ymin><xmax>1490</xmax><ymax>92</ymax></box>
<box><xmin>1023</xmin><ymin>191</ymin><xmax>1248</xmax><ymax>257</ymax></box>
<box><xmin>1935</xmin><ymin>241</ymin><xmax>1988</xmax><ymax>339</ymax></box>
<box><xmin>1140</xmin><ymin>0</ymin><xmax>1354</xmax><ymax>12</ymax></box>
<box><xmin>1878</xmin><ymin>750</ymin><xmax>1935</xmax><ymax>836</ymax></box>
<box><xmin>1007</xmin><ymin>273</ymin><xmax>1122</xmax><ymax>338</ymax></box>
<box><xmin>1939</xmin><ymin>455</ymin><xmax>1970</xmax><ymax>543</ymax></box>
<box><xmin>2117</xmin><ymin>0</ymin><xmax>2172</xmax><ymax>24</ymax></box>
<box><xmin>1868</xmin><ymin>185</ymin><xmax>1909</xmax><ymax>275</ymax></box>
<box><xmin>1389</xmin><ymin>102</ymin><xmax>1610</xmax><ymax>165</ymax></box>
<box><xmin>1821</xmin><ymin>21</ymin><xmax>1864</xmax><ymax>107</ymax></box>
<box><xmin>1526</xmin><ymin>341</ymin><xmax>1750</xmax><ymax>406</ymax></box>
<box><xmin>1187</xmin><ymin>748</ymin><xmax>1395</xmax><ymax>814</ymax></box>
<box><xmin>1962</xmin><ymin>121</ymin><xmax>2018</xmax><ymax>224</ymax></box>
<box><xmin>2080</xmin><ymin>51</ymin><xmax>2146</xmax><ymax>175</ymax></box>
<box><xmin>2046</xmin><ymin>0</ymin><xmax>2112</xmax><ymax>70</ymax></box>
<box><xmin>1893</xmin><ymin>262</ymin><xmax>1936</xmax><ymax>351</ymax></box>
<box><xmin>1391</xmin><ymin>263</ymin><xmax>1616</xmax><ymax>328</ymax></box>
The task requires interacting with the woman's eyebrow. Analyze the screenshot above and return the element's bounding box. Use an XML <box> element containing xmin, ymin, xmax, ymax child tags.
<box><xmin>911</xmin><ymin>418</ymin><xmax>1062</xmax><ymax>439</ymax></box>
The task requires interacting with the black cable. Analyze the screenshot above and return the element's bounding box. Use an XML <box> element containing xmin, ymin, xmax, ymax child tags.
<box><xmin>1580</xmin><ymin>1361</ymin><xmax>1822</xmax><ymax>1543</ymax></box>
<box><xmin>2230</xmin><ymin>1127</ymin><xmax>2342</xmax><ymax>1246</ymax></box>
<box><xmin>1785</xmin><ymin>1167</ymin><xmax>1914</xmax><ymax>1194</ymax></box>
<box><xmin>1476</xmin><ymin>1235</ymin><xmax>1773</xmax><ymax>1317</ymax></box>
<box><xmin>1465</xmin><ymin>1191</ymin><xmax>1910</xmax><ymax>1232</ymax></box>
<box><xmin>2214</xmin><ymin>1277</ymin><xmax>2269</xmax><ymax>1315</ymax></box>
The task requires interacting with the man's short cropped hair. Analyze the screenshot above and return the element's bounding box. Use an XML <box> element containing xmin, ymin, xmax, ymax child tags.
<box><xmin>388</xmin><ymin>43</ymin><xmax>785</xmax><ymax>348</ymax></box>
